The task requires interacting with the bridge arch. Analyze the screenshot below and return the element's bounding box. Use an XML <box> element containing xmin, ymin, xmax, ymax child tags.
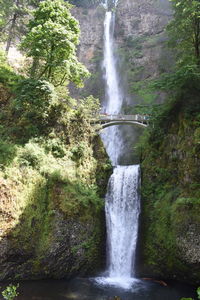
<box><xmin>101</xmin><ymin>120</ymin><xmax>147</xmax><ymax>129</ymax></box>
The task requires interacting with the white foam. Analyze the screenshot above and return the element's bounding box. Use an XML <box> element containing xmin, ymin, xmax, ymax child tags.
<box><xmin>95</xmin><ymin>276</ymin><xmax>140</xmax><ymax>290</ymax></box>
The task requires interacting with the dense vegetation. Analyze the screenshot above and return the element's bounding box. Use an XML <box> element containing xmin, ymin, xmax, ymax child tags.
<box><xmin>137</xmin><ymin>0</ymin><xmax>200</xmax><ymax>284</ymax></box>
<box><xmin>0</xmin><ymin>0</ymin><xmax>111</xmax><ymax>281</ymax></box>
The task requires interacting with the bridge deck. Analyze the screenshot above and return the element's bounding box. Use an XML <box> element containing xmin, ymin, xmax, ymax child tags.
<box><xmin>99</xmin><ymin>114</ymin><xmax>148</xmax><ymax>122</ymax></box>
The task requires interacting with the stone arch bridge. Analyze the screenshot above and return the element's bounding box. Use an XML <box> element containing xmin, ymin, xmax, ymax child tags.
<box><xmin>92</xmin><ymin>114</ymin><xmax>148</xmax><ymax>129</ymax></box>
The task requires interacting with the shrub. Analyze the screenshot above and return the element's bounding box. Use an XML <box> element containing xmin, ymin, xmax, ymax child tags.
<box><xmin>2</xmin><ymin>284</ymin><xmax>19</xmax><ymax>300</ymax></box>
<box><xmin>0</xmin><ymin>139</ymin><xmax>16</xmax><ymax>167</ymax></box>
<box><xmin>0</xmin><ymin>49</ymin><xmax>22</xmax><ymax>90</ymax></box>
<box><xmin>71</xmin><ymin>143</ymin><xmax>85</xmax><ymax>161</ymax></box>
<box><xmin>44</xmin><ymin>137</ymin><xmax>67</xmax><ymax>158</ymax></box>
<box><xmin>10</xmin><ymin>78</ymin><xmax>62</xmax><ymax>141</ymax></box>
<box><xmin>18</xmin><ymin>142</ymin><xmax>45</xmax><ymax>168</ymax></box>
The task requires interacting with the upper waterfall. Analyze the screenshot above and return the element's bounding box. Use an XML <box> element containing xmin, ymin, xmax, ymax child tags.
<box><xmin>101</xmin><ymin>9</ymin><xmax>123</xmax><ymax>165</ymax></box>
<box><xmin>103</xmin><ymin>11</ymin><xmax>122</xmax><ymax>114</ymax></box>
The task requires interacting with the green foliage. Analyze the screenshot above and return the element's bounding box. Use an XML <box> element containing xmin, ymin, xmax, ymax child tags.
<box><xmin>144</xmin><ymin>0</ymin><xmax>200</xmax><ymax>102</ymax></box>
<box><xmin>2</xmin><ymin>284</ymin><xmax>19</xmax><ymax>300</ymax></box>
<box><xmin>71</xmin><ymin>142</ymin><xmax>85</xmax><ymax>161</ymax></box>
<box><xmin>172</xmin><ymin>197</ymin><xmax>200</xmax><ymax>234</ymax></box>
<box><xmin>0</xmin><ymin>0</ymin><xmax>31</xmax><ymax>51</ymax></box>
<box><xmin>198</xmin><ymin>287</ymin><xmax>200</xmax><ymax>299</ymax></box>
<box><xmin>56</xmin><ymin>179</ymin><xmax>103</xmax><ymax>217</ymax></box>
<box><xmin>14</xmin><ymin>78</ymin><xmax>56</xmax><ymax>111</ymax></box>
<box><xmin>131</xmin><ymin>81</ymin><xmax>157</xmax><ymax>104</ymax></box>
<box><xmin>150</xmin><ymin>64</ymin><xmax>200</xmax><ymax>92</ymax></box>
<box><xmin>167</xmin><ymin>0</ymin><xmax>200</xmax><ymax>66</ymax></box>
<box><xmin>0</xmin><ymin>139</ymin><xmax>16</xmax><ymax>167</ymax></box>
<box><xmin>44</xmin><ymin>137</ymin><xmax>67</xmax><ymax>158</ymax></box>
<box><xmin>140</xmin><ymin>86</ymin><xmax>200</xmax><ymax>281</ymax></box>
<box><xmin>173</xmin><ymin>197</ymin><xmax>200</xmax><ymax>208</ymax></box>
<box><xmin>0</xmin><ymin>49</ymin><xmax>22</xmax><ymax>89</ymax></box>
<box><xmin>10</xmin><ymin>78</ymin><xmax>62</xmax><ymax>141</ymax></box>
<box><xmin>18</xmin><ymin>142</ymin><xmax>46</xmax><ymax>168</ymax></box>
<box><xmin>78</xmin><ymin>95</ymin><xmax>100</xmax><ymax>115</ymax></box>
<box><xmin>138</xmin><ymin>0</ymin><xmax>200</xmax><ymax>285</ymax></box>
<box><xmin>125</xmin><ymin>36</ymin><xmax>145</xmax><ymax>49</ymax></box>
<box><xmin>21</xmin><ymin>0</ymin><xmax>89</xmax><ymax>86</ymax></box>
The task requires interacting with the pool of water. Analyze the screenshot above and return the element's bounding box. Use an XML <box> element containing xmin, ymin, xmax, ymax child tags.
<box><xmin>0</xmin><ymin>277</ymin><xmax>197</xmax><ymax>300</ymax></box>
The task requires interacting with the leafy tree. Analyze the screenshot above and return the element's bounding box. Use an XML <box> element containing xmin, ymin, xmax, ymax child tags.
<box><xmin>20</xmin><ymin>0</ymin><xmax>89</xmax><ymax>86</ymax></box>
<box><xmin>78</xmin><ymin>95</ymin><xmax>100</xmax><ymax>115</ymax></box>
<box><xmin>167</xmin><ymin>0</ymin><xmax>200</xmax><ymax>66</ymax></box>
<box><xmin>149</xmin><ymin>1</ymin><xmax>200</xmax><ymax>95</ymax></box>
<box><xmin>0</xmin><ymin>0</ymin><xmax>30</xmax><ymax>52</ymax></box>
<box><xmin>150</xmin><ymin>64</ymin><xmax>200</xmax><ymax>92</ymax></box>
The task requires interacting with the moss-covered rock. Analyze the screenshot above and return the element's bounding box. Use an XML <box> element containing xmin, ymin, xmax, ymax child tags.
<box><xmin>139</xmin><ymin>86</ymin><xmax>200</xmax><ymax>285</ymax></box>
<box><xmin>0</xmin><ymin>125</ymin><xmax>111</xmax><ymax>281</ymax></box>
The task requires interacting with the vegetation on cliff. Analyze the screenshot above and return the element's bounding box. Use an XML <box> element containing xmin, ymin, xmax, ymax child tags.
<box><xmin>137</xmin><ymin>0</ymin><xmax>200</xmax><ymax>285</ymax></box>
<box><xmin>0</xmin><ymin>0</ymin><xmax>111</xmax><ymax>281</ymax></box>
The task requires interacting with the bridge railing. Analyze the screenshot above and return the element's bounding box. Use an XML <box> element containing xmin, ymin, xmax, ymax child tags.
<box><xmin>99</xmin><ymin>114</ymin><xmax>148</xmax><ymax>122</ymax></box>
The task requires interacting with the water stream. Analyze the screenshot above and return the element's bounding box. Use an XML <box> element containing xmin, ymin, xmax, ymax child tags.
<box><xmin>98</xmin><ymin>1</ymin><xmax>141</xmax><ymax>290</ymax></box>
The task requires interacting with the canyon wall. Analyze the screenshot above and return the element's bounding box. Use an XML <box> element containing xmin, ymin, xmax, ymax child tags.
<box><xmin>73</xmin><ymin>0</ymin><xmax>200</xmax><ymax>285</ymax></box>
<box><xmin>139</xmin><ymin>86</ymin><xmax>200</xmax><ymax>285</ymax></box>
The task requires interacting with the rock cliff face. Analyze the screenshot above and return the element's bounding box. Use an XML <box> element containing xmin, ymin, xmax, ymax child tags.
<box><xmin>139</xmin><ymin>86</ymin><xmax>200</xmax><ymax>285</ymax></box>
<box><xmin>70</xmin><ymin>6</ymin><xmax>105</xmax><ymax>99</ymax></box>
<box><xmin>0</xmin><ymin>135</ymin><xmax>111</xmax><ymax>281</ymax></box>
<box><xmin>73</xmin><ymin>6</ymin><xmax>105</xmax><ymax>71</ymax></box>
<box><xmin>73</xmin><ymin>0</ymin><xmax>172</xmax><ymax>106</ymax></box>
<box><xmin>115</xmin><ymin>0</ymin><xmax>172</xmax><ymax>106</ymax></box>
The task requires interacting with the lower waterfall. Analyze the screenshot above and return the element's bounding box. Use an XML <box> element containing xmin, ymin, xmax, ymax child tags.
<box><xmin>106</xmin><ymin>165</ymin><xmax>140</xmax><ymax>278</ymax></box>
<box><xmin>96</xmin><ymin>165</ymin><xmax>141</xmax><ymax>289</ymax></box>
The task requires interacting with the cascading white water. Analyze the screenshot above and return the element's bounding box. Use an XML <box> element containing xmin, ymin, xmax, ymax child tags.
<box><xmin>105</xmin><ymin>165</ymin><xmax>140</xmax><ymax>287</ymax></box>
<box><xmin>101</xmin><ymin>9</ymin><xmax>123</xmax><ymax>165</ymax></box>
<box><xmin>96</xmin><ymin>0</ymin><xmax>141</xmax><ymax>290</ymax></box>
<box><xmin>103</xmin><ymin>11</ymin><xmax>122</xmax><ymax>114</ymax></box>
<box><xmin>96</xmin><ymin>165</ymin><xmax>141</xmax><ymax>289</ymax></box>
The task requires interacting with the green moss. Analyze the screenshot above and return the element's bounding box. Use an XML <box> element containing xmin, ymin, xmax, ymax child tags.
<box><xmin>0</xmin><ymin>45</ymin><xmax>109</xmax><ymax>281</ymax></box>
<box><xmin>0</xmin><ymin>115</ymin><xmax>110</xmax><ymax>280</ymax></box>
<box><xmin>139</xmin><ymin>87</ymin><xmax>200</xmax><ymax>283</ymax></box>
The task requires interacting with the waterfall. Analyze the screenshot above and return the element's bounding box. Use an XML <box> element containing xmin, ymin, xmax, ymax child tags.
<box><xmin>105</xmin><ymin>165</ymin><xmax>141</xmax><ymax>286</ymax></box>
<box><xmin>103</xmin><ymin>11</ymin><xmax>122</xmax><ymax>114</ymax></box>
<box><xmin>96</xmin><ymin>0</ymin><xmax>141</xmax><ymax>290</ymax></box>
<box><xmin>101</xmin><ymin>9</ymin><xmax>123</xmax><ymax>166</ymax></box>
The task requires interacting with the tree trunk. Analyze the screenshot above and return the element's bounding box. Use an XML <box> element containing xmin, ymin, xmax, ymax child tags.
<box><xmin>30</xmin><ymin>57</ymin><xmax>39</xmax><ymax>78</ymax></box>
<box><xmin>194</xmin><ymin>17</ymin><xmax>200</xmax><ymax>66</ymax></box>
<box><xmin>5</xmin><ymin>0</ymin><xmax>20</xmax><ymax>53</ymax></box>
<box><xmin>6</xmin><ymin>12</ymin><xmax>17</xmax><ymax>52</ymax></box>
